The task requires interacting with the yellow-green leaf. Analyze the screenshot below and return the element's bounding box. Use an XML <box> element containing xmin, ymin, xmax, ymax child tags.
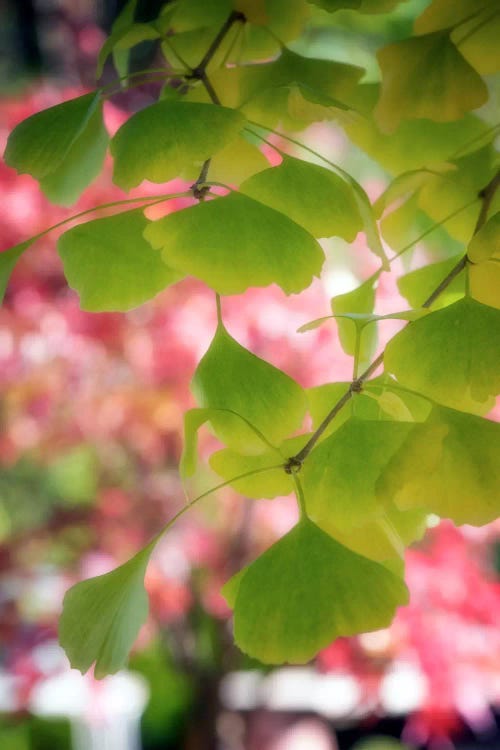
<box><xmin>59</xmin><ymin>541</ymin><xmax>155</xmax><ymax>678</ymax></box>
<box><xmin>191</xmin><ymin>323</ymin><xmax>307</xmax><ymax>453</ymax></box>
<box><xmin>240</xmin><ymin>156</ymin><xmax>362</xmax><ymax>241</ymax></box>
<box><xmin>4</xmin><ymin>92</ymin><xmax>102</xmax><ymax>181</ymax></box>
<box><xmin>302</xmin><ymin>417</ymin><xmax>415</xmax><ymax>530</ymax></box>
<box><xmin>224</xmin><ymin>518</ymin><xmax>409</xmax><ymax>664</ymax></box>
<box><xmin>58</xmin><ymin>210</ymin><xmax>181</xmax><ymax>311</ymax></box>
<box><xmin>375</xmin><ymin>32</ymin><xmax>488</xmax><ymax>133</ymax></box>
<box><xmin>144</xmin><ymin>193</ymin><xmax>325</xmax><ymax>295</ymax></box>
<box><xmin>380</xmin><ymin>406</ymin><xmax>500</xmax><ymax>526</ymax></box>
<box><xmin>384</xmin><ymin>297</ymin><xmax>500</xmax><ymax>411</ymax></box>
<box><xmin>111</xmin><ymin>101</ymin><xmax>245</xmax><ymax>189</ymax></box>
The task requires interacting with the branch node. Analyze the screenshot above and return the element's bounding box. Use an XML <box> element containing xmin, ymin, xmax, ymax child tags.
<box><xmin>350</xmin><ymin>379</ymin><xmax>363</xmax><ymax>394</ymax></box>
<box><xmin>284</xmin><ymin>457</ymin><xmax>302</xmax><ymax>475</ymax></box>
<box><xmin>191</xmin><ymin>182</ymin><xmax>210</xmax><ymax>201</ymax></box>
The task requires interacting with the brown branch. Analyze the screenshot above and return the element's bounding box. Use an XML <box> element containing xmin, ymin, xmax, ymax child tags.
<box><xmin>291</xmin><ymin>169</ymin><xmax>500</xmax><ymax>466</ymax></box>
<box><xmin>190</xmin><ymin>11</ymin><xmax>244</xmax><ymax>198</ymax></box>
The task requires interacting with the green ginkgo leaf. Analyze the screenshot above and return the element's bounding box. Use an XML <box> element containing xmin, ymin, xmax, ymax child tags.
<box><xmin>240</xmin><ymin>156</ymin><xmax>362</xmax><ymax>241</ymax></box>
<box><xmin>39</xmin><ymin>101</ymin><xmax>108</xmax><ymax>206</ymax></box>
<box><xmin>384</xmin><ymin>297</ymin><xmax>500</xmax><ymax>411</ymax></box>
<box><xmin>345</xmin><ymin>87</ymin><xmax>492</xmax><ymax>174</ymax></box>
<box><xmin>375</xmin><ymin>32</ymin><xmax>488</xmax><ymax>133</ymax></box>
<box><xmin>59</xmin><ymin>540</ymin><xmax>155</xmax><ymax>678</ymax></box>
<box><xmin>223</xmin><ymin>518</ymin><xmax>408</xmax><ymax>664</ymax></box>
<box><xmin>191</xmin><ymin>323</ymin><xmax>307</xmax><ymax>453</ymax></box>
<box><xmin>111</xmin><ymin>101</ymin><xmax>245</xmax><ymax>189</ymax></box>
<box><xmin>379</xmin><ymin>406</ymin><xmax>500</xmax><ymax>526</ymax></box>
<box><xmin>58</xmin><ymin>210</ymin><xmax>181</xmax><ymax>311</ymax></box>
<box><xmin>4</xmin><ymin>92</ymin><xmax>102</xmax><ymax>181</ymax></box>
<box><xmin>302</xmin><ymin>417</ymin><xmax>415</xmax><ymax>530</ymax></box>
<box><xmin>144</xmin><ymin>193</ymin><xmax>325</xmax><ymax>295</ymax></box>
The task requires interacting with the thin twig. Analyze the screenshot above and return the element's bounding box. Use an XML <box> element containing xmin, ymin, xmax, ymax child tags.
<box><xmin>190</xmin><ymin>11</ymin><xmax>243</xmax><ymax>196</ymax></box>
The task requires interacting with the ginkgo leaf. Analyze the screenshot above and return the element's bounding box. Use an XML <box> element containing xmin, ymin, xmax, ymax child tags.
<box><xmin>375</xmin><ymin>32</ymin><xmax>488</xmax><ymax>133</ymax></box>
<box><xmin>468</xmin><ymin>212</ymin><xmax>500</xmax><ymax>263</ymax></box>
<box><xmin>59</xmin><ymin>540</ymin><xmax>155</xmax><ymax>678</ymax></box>
<box><xmin>345</xmin><ymin>87</ymin><xmax>493</xmax><ymax>174</ymax></box>
<box><xmin>111</xmin><ymin>101</ymin><xmax>245</xmax><ymax>189</ymax></box>
<box><xmin>223</xmin><ymin>518</ymin><xmax>408</xmax><ymax>664</ymax></box>
<box><xmin>0</xmin><ymin>242</ymin><xmax>30</xmax><ymax>303</ymax></box>
<box><xmin>144</xmin><ymin>193</ymin><xmax>325</xmax><ymax>295</ymax></box>
<box><xmin>302</xmin><ymin>417</ymin><xmax>415</xmax><ymax>530</ymax></box>
<box><xmin>384</xmin><ymin>297</ymin><xmax>500</xmax><ymax>411</ymax></box>
<box><xmin>4</xmin><ymin>92</ymin><xmax>102</xmax><ymax>182</ymax></box>
<box><xmin>240</xmin><ymin>156</ymin><xmax>362</xmax><ymax>241</ymax></box>
<box><xmin>379</xmin><ymin>406</ymin><xmax>500</xmax><ymax>526</ymax></box>
<box><xmin>209</xmin><ymin>435</ymin><xmax>309</xmax><ymax>499</ymax></box>
<box><xmin>191</xmin><ymin>323</ymin><xmax>307</xmax><ymax>453</ymax></box>
<box><xmin>39</xmin><ymin>102</ymin><xmax>108</xmax><ymax>206</ymax></box>
<box><xmin>397</xmin><ymin>256</ymin><xmax>465</xmax><ymax>309</ymax></box>
<box><xmin>58</xmin><ymin>210</ymin><xmax>181</xmax><ymax>311</ymax></box>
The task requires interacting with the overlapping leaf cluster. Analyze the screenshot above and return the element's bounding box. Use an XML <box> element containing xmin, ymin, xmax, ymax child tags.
<box><xmin>2</xmin><ymin>0</ymin><xmax>499</xmax><ymax>677</ymax></box>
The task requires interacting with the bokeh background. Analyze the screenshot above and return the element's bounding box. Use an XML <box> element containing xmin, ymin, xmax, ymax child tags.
<box><xmin>1</xmin><ymin>2</ymin><xmax>499</xmax><ymax>749</ymax></box>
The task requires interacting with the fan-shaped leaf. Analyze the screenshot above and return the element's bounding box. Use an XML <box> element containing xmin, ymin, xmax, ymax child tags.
<box><xmin>223</xmin><ymin>518</ymin><xmax>408</xmax><ymax>664</ymax></box>
<box><xmin>380</xmin><ymin>407</ymin><xmax>500</xmax><ymax>526</ymax></box>
<box><xmin>375</xmin><ymin>32</ymin><xmax>488</xmax><ymax>133</ymax></box>
<box><xmin>241</xmin><ymin>156</ymin><xmax>362</xmax><ymax>241</ymax></box>
<box><xmin>191</xmin><ymin>323</ymin><xmax>307</xmax><ymax>453</ymax></box>
<box><xmin>111</xmin><ymin>101</ymin><xmax>245</xmax><ymax>189</ymax></box>
<box><xmin>58</xmin><ymin>210</ymin><xmax>181</xmax><ymax>311</ymax></box>
<box><xmin>384</xmin><ymin>297</ymin><xmax>500</xmax><ymax>411</ymax></box>
<box><xmin>59</xmin><ymin>541</ymin><xmax>155</xmax><ymax>678</ymax></box>
<box><xmin>144</xmin><ymin>193</ymin><xmax>325</xmax><ymax>295</ymax></box>
<box><xmin>4</xmin><ymin>92</ymin><xmax>102</xmax><ymax>181</ymax></box>
<box><xmin>39</xmin><ymin>102</ymin><xmax>108</xmax><ymax>206</ymax></box>
<box><xmin>302</xmin><ymin>417</ymin><xmax>415</xmax><ymax>530</ymax></box>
